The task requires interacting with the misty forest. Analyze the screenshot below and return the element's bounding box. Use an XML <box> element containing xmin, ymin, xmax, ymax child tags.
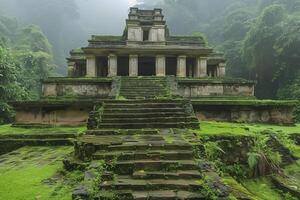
<box><xmin>0</xmin><ymin>0</ymin><xmax>300</xmax><ymax>200</ymax></box>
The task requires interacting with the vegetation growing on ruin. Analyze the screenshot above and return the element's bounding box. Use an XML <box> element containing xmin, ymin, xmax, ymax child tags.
<box><xmin>0</xmin><ymin>146</ymin><xmax>74</xmax><ymax>200</ymax></box>
<box><xmin>0</xmin><ymin>124</ymin><xmax>86</xmax><ymax>135</ymax></box>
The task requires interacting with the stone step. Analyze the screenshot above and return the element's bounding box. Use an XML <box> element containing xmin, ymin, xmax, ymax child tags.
<box><xmin>86</xmin><ymin>129</ymin><xmax>159</xmax><ymax>136</ymax></box>
<box><xmin>103</xmin><ymin>108</ymin><xmax>185</xmax><ymax>113</ymax></box>
<box><xmin>115</xmin><ymin>160</ymin><xmax>199</xmax><ymax>174</ymax></box>
<box><xmin>120</xmin><ymin>85</ymin><xmax>167</xmax><ymax>88</ymax></box>
<box><xmin>98</xmin><ymin>122</ymin><xmax>199</xmax><ymax>129</ymax></box>
<box><xmin>92</xmin><ymin>150</ymin><xmax>194</xmax><ymax>161</ymax></box>
<box><xmin>102</xmin><ymin>112</ymin><xmax>188</xmax><ymax>118</ymax></box>
<box><xmin>101</xmin><ymin>117</ymin><xmax>198</xmax><ymax>124</ymax></box>
<box><xmin>107</xmin><ymin>143</ymin><xmax>193</xmax><ymax>151</ymax></box>
<box><xmin>100</xmin><ymin>177</ymin><xmax>201</xmax><ymax>191</ymax></box>
<box><xmin>104</xmin><ymin>103</ymin><xmax>180</xmax><ymax>109</ymax></box>
<box><xmin>132</xmin><ymin>170</ymin><xmax>202</xmax><ymax>180</ymax></box>
<box><xmin>96</xmin><ymin>190</ymin><xmax>205</xmax><ymax>200</ymax></box>
<box><xmin>119</xmin><ymin>93</ymin><xmax>168</xmax><ymax>97</ymax></box>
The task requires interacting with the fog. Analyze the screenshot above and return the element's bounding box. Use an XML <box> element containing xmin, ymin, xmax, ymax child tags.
<box><xmin>0</xmin><ymin>0</ymin><xmax>140</xmax><ymax>71</ymax></box>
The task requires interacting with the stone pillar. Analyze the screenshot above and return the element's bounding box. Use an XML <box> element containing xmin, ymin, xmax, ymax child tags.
<box><xmin>156</xmin><ymin>55</ymin><xmax>166</xmax><ymax>76</ymax></box>
<box><xmin>129</xmin><ymin>55</ymin><xmax>138</xmax><ymax>76</ymax></box>
<box><xmin>218</xmin><ymin>62</ymin><xmax>226</xmax><ymax>77</ymax></box>
<box><xmin>176</xmin><ymin>55</ymin><xmax>186</xmax><ymax>77</ymax></box>
<box><xmin>195</xmin><ymin>57</ymin><xmax>207</xmax><ymax>78</ymax></box>
<box><xmin>108</xmin><ymin>54</ymin><xmax>117</xmax><ymax>77</ymax></box>
<box><xmin>86</xmin><ymin>55</ymin><xmax>96</xmax><ymax>77</ymax></box>
<box><xmin>67</xmin><ymin>61</ymin><xmax>75</xmax><ymax>77</ymax></box>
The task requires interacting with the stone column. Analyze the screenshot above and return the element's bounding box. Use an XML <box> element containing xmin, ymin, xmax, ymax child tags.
<box><xmin>86</xmin><ymin>55</ymin><xmax>96</xmax><ymax>77</ymax></box>
<box><xmin>176</xmin><ymin>55</ymin><xmax>186</xmax><ymax>77</ymax></box>
<box><xmin>195</xmin><ymin>57</ymin><xmax>207</xmax><ymax>78</ymax></box>
<box><xmin>129</xmin><ymin>55</ymin><xmax>138</xmax><ymax>76</ymax></box>
<box><xmin>67</xmin><ymin>61</ymin><xmax>75</xmax><ymax>77</ymax></box>
<box><xmin>218</xmin><ymin>62</ymin><xmax>226</xmax><ymax>77</ymax></box>
<box><xmin>156</xmin><ymin>55</ymin><xmax>166</xmax><ymax>76</ymax></box>
<box><xmin>108</xmin><ymin>54</ymin><xmax>117</xmax><ymax>77</ymax></box>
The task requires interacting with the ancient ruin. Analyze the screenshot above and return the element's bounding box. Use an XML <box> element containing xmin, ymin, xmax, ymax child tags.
<box><xmin>10</xmin><ymin>7</ymin><xmax>298</xmax><ymax>200</ymax></box>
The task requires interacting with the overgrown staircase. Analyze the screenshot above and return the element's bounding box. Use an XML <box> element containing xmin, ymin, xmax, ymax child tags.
<box><xmin>68</xmin><ymin>76</ymin><xmax>230</xmax><ymax>200</ymax></box>
<box><xmin>71</xmin><ymin>130</ymin><xmax>228</xmax><ymax>199</ymax></box>
<box><xmin>88</xmin><ymin>99</ymin><xmax>199</xmax><ymax>129</ymax></box>
<box><xmin>119</xmin><ymin>76</ymin><xmax>170</xmax><ymax>99</ymax></box>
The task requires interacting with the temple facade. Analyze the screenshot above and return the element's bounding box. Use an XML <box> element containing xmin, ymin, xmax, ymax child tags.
<box><xmin>67</xmin><ymin>8</ymin><xmax>226</xmax><ymax>78</ymax></box>
<box><xmin>12</xmin><ymin>8</ymin><xmax>295</xmax><ymax>127</ymax></box>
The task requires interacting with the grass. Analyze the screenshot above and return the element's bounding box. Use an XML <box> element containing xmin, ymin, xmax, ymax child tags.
<box><xmin>241</xmin><ymin>177</ymin><xmax>282</xmax><ymax>200</ymax></box>
<box><xmin>0</xmin><ymin>124</ymin><xmax>86</xmax><ymax>136</ymax></box>
<box><xmin>195</xmin><ymin>121</ymin><xmax>300</xmax><ymax>136</ymax></box>
<box><xmin>0</xmin><ymin>146</ymin><xmax>74</xmax><ymax>200</ymax></box>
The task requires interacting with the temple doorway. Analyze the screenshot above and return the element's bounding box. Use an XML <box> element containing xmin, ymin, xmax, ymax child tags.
<box><xmin>117</xmin><ymin>56</ymin><xmax>129</xmax><ymax>76</ymax></box>
<box><xmin>96</xmin><ymin>56</ymin><xmax>108</xmax><ymax>77</ymax></box>
<box><xmin>166</xmin><ymin>57</ymin><xmax>177</xmax><ymax>76</ymax></box>
<box><xmin>138</xmin><ymin>56</ymin><xmax>156</xmax><ymax>76</ymax></box>
<box><xmin>187</xmin><ymin>57</ymin><xmax>196</xmax><ymax>77</ymax></box>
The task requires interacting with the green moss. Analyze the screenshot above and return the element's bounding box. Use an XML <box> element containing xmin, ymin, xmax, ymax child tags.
<box><xmin>0</xmin><ymin>146</ymin><xmax>73</xmax><ymax>200</ymax></box>
<box><xmin>177</xmin><ymin>77</ymin><xmax>256</xmax><ymax>84</ymax></box>
<box><xmin>241</xmin><ymin>177</ymin><xmax>282</xmax><ymax>200</ymax></box>
<box><xmin>70</xmin><ymin>48</ymin><xmax>83</xmax><ymax>54</ymax></box>
<box><xmin>0</xmin><ymin>124</ymin><xmax>86</xmax><ymax>135</ymax></box>
<box><xmin>43</xmin><ymin>77</ymin><xmax>112</xmax><ymax>83</ymax></box>
<box><xmin>192</xmin><ymin>99</ymin><xmax>297</xmax><ymax>107</ymax></box>
<box><xmin>195</xmin><ymin>121</ymin><xmax>300</xmax><ymax>136</ymax></box>
<box><xmin>222</xmin><ymin>176</ymin><xmax>257</xmax><ymax>200</ymax></box>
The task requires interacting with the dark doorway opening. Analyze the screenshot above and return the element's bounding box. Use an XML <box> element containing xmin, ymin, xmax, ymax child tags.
<box><xmin>187</xmin><ymin>57</ymin><xmax>196</xmax><ymax>77</ymax></box>
<box><xmin>207</xmin><ymin>65</ymin><xmax>217</xmax><ymax>77</ymax></box>
<box><xmin>117</xmin><ymin>56</ymin><xmax>129</xmax><ymax>76</ymax></box>
<box><xmin>96</xmin><ymin>56</ymin><xmax>108</xmax><ymax>77</ymax></box>
<box><xmin>166</xmin><ymin>57</ymin><xmax>177</xmax><ymax>76</ymax></box>
<box><xmin>138</xmin><ymin>57</ymin><xmax>156</xmax><ymax>76</ymax></box>
<box><xmin>74</xmin><ymin>62</ymin><xmax>86</xmax><ymax>77</ymax></box>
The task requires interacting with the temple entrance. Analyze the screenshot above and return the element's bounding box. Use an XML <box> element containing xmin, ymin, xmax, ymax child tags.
<box><xmin>117</xmin><ymin>56</ymin><xmax>129</xmax><ymax>76</ymax></box>
<box><xmin>187</xmin><ymin>57</ymin><xmax>196</xmax><ymax>77</ymax></box>
<box><xmin>138</xmin><ymin>56</ymin><xmax>155</xmax><ymax>76</ymax></box>
<box><xmin>166</xmin><ymin>57</ymin><xmax>177</xmax><ymax>76</ymax></box>
<box><xmin>96</xmin><ymin>56</ymin><xmax>108</xmax><ymax>77</ymax></box>
<box><xmin>74</xmin><ymin>61</ymin><xmax>86</xmax><ymax>77</ymax></box>
<box><xmin>207</xmin><ymin>65</ymin><xmax>218</xmax><ymax>77</ymax></box>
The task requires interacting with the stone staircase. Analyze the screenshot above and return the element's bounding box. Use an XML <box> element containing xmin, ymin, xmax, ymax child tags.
<box><xmin>119</xmin><ymin>76</ymin><xmax>170</xmax><ymax>99</ymax></box>
<box><xmin>72</xmin><ymin>130</ymin><xmax>219</xmax><ymax>200</ymax></box>
<box><xmin>88</xmin><ymin>100</ymin><xmax>199</xmax><ymax>129</ymax></box>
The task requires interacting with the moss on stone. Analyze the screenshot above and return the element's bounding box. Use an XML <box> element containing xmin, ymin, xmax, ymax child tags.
<box><xmin>177</xmin><ymin>77</ymin><xmax>256</xmax><ymax>84</ymax></box>
<box><xmin>43</xmin><ymin>77</ymin><xmax>112</xmax><ymax>84</ymax></box>
<box><xmin>192</xmin><ymin>99</ymin><xmax>297</xmax><ymax>107</ymax></box>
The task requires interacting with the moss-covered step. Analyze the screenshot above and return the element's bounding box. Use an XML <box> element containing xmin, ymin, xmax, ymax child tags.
<box><xmin>92</xmin><ymin>149</ymin><xmax>194</xmax><ymax>161</ymax></box>
<box><xmin>100</xmin><ymin>177</ymin><xmax>202</xmax><ymax>191</ymax></box>
<box><xmin>132</xmin><ymin>170</ymin><xmax>202</xmax><ymax>180</ymax></box>
<box><xmin>96</xmin><ymin>190</ymin><xmax>206</xmax><ymax>200</ymax></box>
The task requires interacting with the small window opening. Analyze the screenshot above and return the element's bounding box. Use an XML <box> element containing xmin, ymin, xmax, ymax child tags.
<box><xmin>143</xmin><ymin>30</ymin><xmax>149</xmax><ymax>41</ymax></box>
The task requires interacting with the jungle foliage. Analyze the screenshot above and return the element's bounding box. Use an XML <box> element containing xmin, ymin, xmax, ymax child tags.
<box><xmin>139</xmin><ymin>0</ymin><xmax>300</xmax><ymax>101</ymax></box>
<box><xmin>0</xmin><ymin>15</ymin><xmax>54</xmax><ymax>123</ymax></box>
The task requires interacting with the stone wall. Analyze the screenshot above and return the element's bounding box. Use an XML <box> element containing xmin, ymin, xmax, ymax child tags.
<box><xmin>14</xmin><ymin>105</ymin><xmax>91</xmax><ymax>126</ymax></box>
<box><xmin>194</xmin><ymin>104</ymin><xmax>294</xmax><ymax>124</ymax></box>
<box><xmin>42</xmin><ymin>81</ymin><xmax>112</xmax><ymax>98</ymax></box>
<box><xmin>178</xmin><ymin>82</ymin><xmax>255</xmax><ymax>97</ymax></box>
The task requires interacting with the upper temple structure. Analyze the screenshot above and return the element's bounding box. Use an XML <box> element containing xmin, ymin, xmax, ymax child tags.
<box><xmin>67</xmin><ymin>7</ymin><xmax>226</xmax><ymax>78</ymax></box>
<box><xmin>12</xmin><ymin>8</ymin><xmax>296</xmax><ymax>127</ymax></box>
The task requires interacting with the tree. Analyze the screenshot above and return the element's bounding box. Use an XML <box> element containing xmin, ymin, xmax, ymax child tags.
<box><xmin>242</xmin><ymin>5</ymin><xmax>286</xmax><ymax>98</ymax></box>
<box><xmin>0</xmin><ymin>45</ymin><xmax>26</xmax><ymax>123</ymax></box>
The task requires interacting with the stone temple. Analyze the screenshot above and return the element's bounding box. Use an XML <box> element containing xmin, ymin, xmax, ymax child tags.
<box><xmin>13</xmin><ymin>7</ymin><xmax>294</xmax><ymax>127</ymax></box>
<box><xmin>11</xmin><ymin>8</ymin><xmax>297</xmax><ymax>200</ymax></box>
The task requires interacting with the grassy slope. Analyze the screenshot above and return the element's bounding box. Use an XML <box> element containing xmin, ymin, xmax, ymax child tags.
<box><xmin>0</xmin><ymin>124</ymin><xmax>86</xmax><ymax>135</ymax></box>
<box><xmin>197</xmin><ymin>121</ymin><xmax>300</xmax><ymax>136</ymax></box>
<box><xmin>0</xmin><ymin>146</ymin><xmax>73</xmax><ymax>200</ymax></box>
